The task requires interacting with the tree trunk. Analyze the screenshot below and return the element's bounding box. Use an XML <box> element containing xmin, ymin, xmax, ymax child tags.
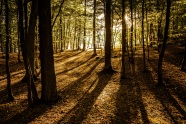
<box><xmin>60</xmin><ymin>14</ymin><xmax>63</xmax><ymax>52</ymax></box>
<box><xmin>142</xmin><ymin>0</ymin><xmax>146</xmax><ymax>71</ymax></box>
<box><xmin>26</xmin><ymin>0</ymin><xmax>39</xmax><ymax>104</ymax></box>
<box><xmin>103</xmin><ymin>0</ymin><xmax>114</xmax><ymax>73</ymax></box>
<box><xmin>158</xmin><ymin>0</ymin><xmax>171</xmax><ymax>86</ymax></box>
<box><xmin>39</xmin><ymin>0</ymin><xmax>58</xmax><ymax>103</ymax></box>
<box><xmin>145</xmin><ymin>1</ymin><xmax>150</xmax><ymax>61</ymax></box>
<box><xmin>0</xmin><ymin>0</ymin><xmax>3</xmax><ymax>58</ymax></box>
<box><xmin>83</xmin><ymin>0</ymin><xmax>86</xmax><ymax>51</ymax></box>
<box><xmin>121</xmin><ymin>0</ymin><xmax>126</xmax><ymax>79</ymax></box>
<box><xmin>5</xmin><ymin>0</ymin><xmax>14</xmax><ymax>101</ymax></box>
<box><xmin>93</xmin><ymin>0</ymin><xmax>97</xmax><ymax>55</ymax></box>
<box><xmin>17</xmin><ymin>8</ymin><xmax>22</xmax><ymax>63</ymax></box>
<box><xmin>77</xmin><ymin>18</ymin><xmax>81</xmax><ymax>50</ymax></box>
<box><xmin>130</xmin><ymin>0</ymin><xmax>134</xmax><ymax>64</ymax></box>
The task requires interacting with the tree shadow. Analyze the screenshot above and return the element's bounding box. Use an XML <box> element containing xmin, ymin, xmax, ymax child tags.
<box><xmin>113</xmin><ymin>77</ymin><xmax>150</xmax><ymax>124</ymax></box>
<box><xmin>56</xmin><ymin>54</ymin><xmax>98</xmax><ymax>76</ymax></box>
<box><xmin>1</xmin><ymin>100</ymin><xmax>51</xmax><ymax>124</ymax></box>
<box><xmin>164</xmin><ymin>45</ymin><xmax>185</xmax><ymax>68</ymax></box>
<box><xmin>57</xmin><ymin>72</ymin><xmax>114</xmax><ymax>124</ymax></box>
<box><xmin>55</xmin><ymin>51</ymin><xmax>83</xmax><ymax>63</ymax></box>
<box><xmin>0</xmin><ymin>80</ymin><xmax>40</xmax><ymax>104</ymax></box>
<box><xmin>143</xmin><ymin>72</ymin><xmax>186</xmax><ymax>123</ymax></box>
<box><xmin>148</xmin><ymin>59</ymin><xmax>186</xmax><ymax>104</ymax></box>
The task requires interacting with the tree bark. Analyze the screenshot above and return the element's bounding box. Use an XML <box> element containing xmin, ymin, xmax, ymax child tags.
<box><xmin>130</xmin><ymin>0</ymin><xmax>134</xmax><ymax>64</ymax></box>
<box><xmin>103</xmin><ymin>0</ymin><xmax>114</xmax><ymax>73</ymax></box>
<box><xmin>39</xmin><ymin>0</ymin><xmax>58</xmax><ymax>103</ymax></box>
<box><xmin>142</xmin><ymin>0</ymin><xmax>146</xmax><ymax>71</ymax></box>
<box><xmin>121</xmin><ymin>0</ymin><xmax>126</xmax><ymax>79</ymax></box>
<box><xmin>5</xmin><ymin>0</ymin><xmax>14</xmax><ymax>101</ymax></box>
<box><xmin>83</xmin><ymin>0</ymin><xmax>86</xmax><ymax>51</ymax></box>
<box><xmin>93</xmin><ymin>0</ymin><xmax>97</xmax><ymax>55</ymax></box>
<box><xmin>158</xmin><ymin>0</ymin><xmax>171</xmax><ymax>86</ymax></box>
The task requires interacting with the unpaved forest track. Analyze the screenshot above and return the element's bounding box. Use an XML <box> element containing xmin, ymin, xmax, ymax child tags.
<box><xmin>0</xmin><ymin>47</ymin><xmax>186</xmax><ymax>124</ymax></box>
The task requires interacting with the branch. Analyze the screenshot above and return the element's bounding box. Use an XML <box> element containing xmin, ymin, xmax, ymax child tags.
<box><xmin>52</xmin><ymin>0</ymin><xmax>65</xmax><ymax>28</ymax></box>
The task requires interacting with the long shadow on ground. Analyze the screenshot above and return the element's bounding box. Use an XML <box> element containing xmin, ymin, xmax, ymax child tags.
<box><xmin>57</xmin><ymin>72</ymin><xmax>114</xmax><ymax>124</ymax></box>
<box><xmin>113</xmin><ymin>75</ymin><xmax>150</xmax><ymax>123</ymax></box>
<box><xmin>142</xmin><ymin>72</ymin><xmax>186</xmax><ymax>123</ymax></box>
<box><xmin>1</xmin><ymin>101</ymin><xmax>51</xmax><ymax>124</ymax></box>
<box><xmin>56</xmin><ymin>54</ymin><xmax>96</xmax><ymax>76</ymax></box>
<box><xmin>148</xmin><ymin>59</ymin><xmax>186</xmax><ymax>104</ymax></box>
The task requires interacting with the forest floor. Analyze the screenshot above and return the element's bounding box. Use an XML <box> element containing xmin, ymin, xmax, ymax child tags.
<box><xmin>0</xmin><ymin>45</ymin><xmax>186</xmax><ymax>124</ymax></box>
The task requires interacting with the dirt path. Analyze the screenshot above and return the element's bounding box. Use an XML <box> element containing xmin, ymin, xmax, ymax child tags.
<box><xmin>0</xmin><ymin>47</ymin><xmax>186</xmax><ymax>124</ymax></box>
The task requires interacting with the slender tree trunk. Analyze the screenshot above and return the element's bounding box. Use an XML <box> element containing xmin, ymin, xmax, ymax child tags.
<box><xmin>20</xmin><ymin>0</ymin><xmax>29</xmax><ymax>83</ymax></box>
<box><xmin>0</xmin><ymin>0</ymin><xmax>3</xmax><ymax>58</ymax></box>
<box><xmin>134</xmin><ymin>3</ymin><xmax>137</xmax><ymax>50</ymax></box>
<box><xmin>60</xmin><ymin>14</ymin><xmax>63</xmax><ymax>52</ymax></box>
<box><xmin>145</xmin><ymin>1</ymin><xmax>150</xmax><ymax>61</ymax></box>
<box><xmin>121</xmin><ymin>0</ymin><xmax>126</xmax><ymax>79</ymax></box>
<box><xmin>142</xmin><ymin>0</ymin><xmax>146</xmax><ymax>71</ymax></box>
<box><xmin>93</xmin><ymin>0</ymin><xmax>97</xmax><ymax>55</ymax></box>
<box><xmin>26</xmin><ymin>0</ymin><xmax>39</xmax><ymax>103</ymax></box>
<box><xmin>27</xmin><ymin>0</ymin><xmax>38</xmax><ymax>78</ymax></box>
<box><xmin>17</xmin><ymin>8</ymin><xmax>21</xmax><ymax>63</ymax></box>
<box><xmin>39</xmin><ymin>0</ymin><xmax>58</xmax><ymax>103</ymax></box>
<box><xmin>130</xmin><ymin>0</ymin><xmax>134</xmax><ymax>64</ymax></box>
<box><xmin>158</xmin><ymin>0</ymin><xmax>171</xmax><ymax>86</ymax></box>
<box><xmin>83</xmin><ymin>0</ymin><xmax>86</xmax><ymax>51</ymax></box>
<box><xmin>5</xmin><ymin>0</ymin><xmax>14</xmax><ymax>101</ymax></box>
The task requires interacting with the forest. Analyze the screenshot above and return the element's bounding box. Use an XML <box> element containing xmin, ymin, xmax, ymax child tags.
<box><xmin>0</xmin><ymin>0</ymin><xmax>186</xmax><ymax>123</ymax></box>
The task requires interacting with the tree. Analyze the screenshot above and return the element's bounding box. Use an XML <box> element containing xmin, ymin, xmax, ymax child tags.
<box><xmin>0</xmin><ymin>0</ymin><xmax>3</xmax><ymax>57</ymax></box>
<box><xmin>142</xmin><ymin>0</ymin><xmax>146</xmax><ymax>71</ymax></box>
<box><xmin>93</xmin><ymin>0</ymin><xmax>97</xmax><ymax>55</ymax></box>
<box><xmin>130</xmin><ymin>0</ymin><xmax>134</xmax><ymax>64</ymax></box>
<box><xmin>5</xmin><ymin>0</ymin><xmax>14</xmax><ymax>101</ymax></box>
<box><xmin>18</xmin><ymin>0</ymin><xmax>39</xmax><ymax>106</ymax></box>
<box><xmin>83</xmin><ymin>0</ymin><xmax>86</xmax><ymax>51</ymax></box>
<box><xmin>158</xmin><ymin>0</ymin><xmax>171</xmax><ymax>86</ymax></box>
<box><xmin>38</xmin><ymin>0</ymin><xmax>58</xmax><ymax>103</ymax></box>
<box><xmin>103</xmin><ymin>0</ymin><xmax>114</xmax><ymax>73</ymax></box>
<box><xmin>121</xmin><ymin>0</ymin><xmax>126</xmax><ymax>79</ymax></box>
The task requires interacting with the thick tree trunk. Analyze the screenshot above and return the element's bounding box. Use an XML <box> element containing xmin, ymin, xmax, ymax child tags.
<box><xmin>158</xmin><ymin>0</ymin><xmax>171</xmax><ymax>86</ymax></box>
<box><xmin>121</xmin><ymin>0</ymin><xmax>126</xmax><ymax>79</ymax></box>
<box><xmin>103</xmin><ymin>0</ymin><xmax>114</xmax><ymax>73</ymax></box>
<box><xmin>39</xmin><ymin>0</ymin><xmax>58</xmax><ymax>103</ymax></box>
<box><xmin>5</xmin><ymin>0</ymin><xmax>14</xmax><ymax>101</ymax></box>
<box><xmin>93</xmin><ymin>0</ymin><xmax>97</xmax><ymax>55</ymax></box>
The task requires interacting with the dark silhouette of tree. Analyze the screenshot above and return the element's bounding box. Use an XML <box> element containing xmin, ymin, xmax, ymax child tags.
<box><xmin>121</xmin><ymin>0</ymin><xmax>126</xmax><ymax>79</ymax></box>
<box><xmin>103</xmin><ymin>0</ymin><xmax>114</xmax><ymax>73</ymax></box>
<box><xmin>93</xmin><ymin>0</ymin><xmax>97</xmax><ymax>55</ymax></box>
<box><xmin>38</xmin><ymin>0</ymin><xmax>58</xmax><ymax>103</ymax></box>
<box><xmin>83</xmin><ymin>0</ymin><xmax>86</xmax><ymax>51</ymax></box>
<box><xmin>158</xmin><ymin>0</ymin><xmax>171</xmax><ymax>86</ymax></box>
<box><xmin>130</xmin><ymin>0</ymin><xmax>134</xmax><ymax>64</ymax></box>
<box><xmin>142</xmin><ymin>0</ymin><xmax>146</xmax><ymax>71</ymax></box>
<box><xmin>18</xmin><ymin>0</ymin><xmax>39</xmax><ymax>106</ymax></box>
<box><xmin>5</xmin><ymin>0</ymin><xmax>14</xmax><ymax>101</ymax></box>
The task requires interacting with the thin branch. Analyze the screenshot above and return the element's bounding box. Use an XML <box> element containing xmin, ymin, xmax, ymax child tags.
<box><xmin>52</xmin><ymin>0</ymin><xmax>65</xmax><ymax>28</ymax></box>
